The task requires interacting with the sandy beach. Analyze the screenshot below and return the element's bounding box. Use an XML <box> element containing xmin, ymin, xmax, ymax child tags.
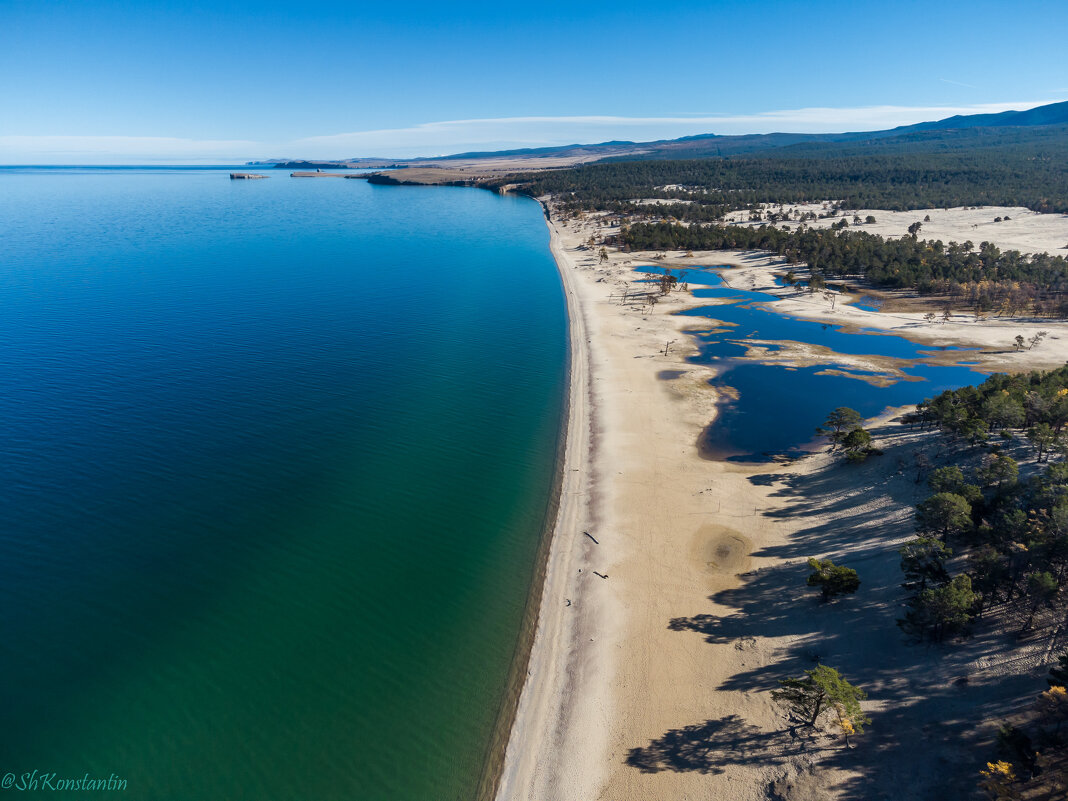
<box><xmin>495</xmin><ymin>205</ymin><xmax>1068</xmax><ymax>800</ymax></box>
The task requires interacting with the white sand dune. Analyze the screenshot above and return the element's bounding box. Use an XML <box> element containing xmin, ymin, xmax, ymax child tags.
<box><xmin>723</xmin><ymin>204</ymin><xmax>1068</xmax><ymax>258</ymax></box>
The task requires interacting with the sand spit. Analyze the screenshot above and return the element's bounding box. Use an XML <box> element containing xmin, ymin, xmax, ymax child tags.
<box><xmin>496</xmin><ymin>205</ymin><xmax>1068</xmax><ymax>801</ymax></box>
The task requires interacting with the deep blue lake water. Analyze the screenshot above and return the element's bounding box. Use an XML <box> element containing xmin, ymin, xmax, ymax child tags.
<box><xmin>0</xmin><ymin>167</ymin><xmax>568</xmax><ymax>800</ymax></box>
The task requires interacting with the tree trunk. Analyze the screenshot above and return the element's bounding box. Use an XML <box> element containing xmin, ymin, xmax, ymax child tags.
<box><xmin>808</xmin><ymin>692</ymin><xmax>826</xmax><ymax>727</ymax></box>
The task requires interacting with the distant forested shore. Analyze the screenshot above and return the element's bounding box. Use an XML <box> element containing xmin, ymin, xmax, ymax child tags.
<box><xmin>488</xmin><ymin>127</ymin><xmax>1068</xmax><ymax>215</ymax></box>
<box><xmin>477</xmin><ymin>127</ymin><xmax>1068</xmax><ymax>315</ymax></box>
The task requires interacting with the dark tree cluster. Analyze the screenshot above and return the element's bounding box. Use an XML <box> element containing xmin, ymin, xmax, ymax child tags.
<box><xmin>599</xmin><ymin>200</ymin><xmax>733</xmax><ymax>224</ymax></box>
<box><xmin>485</xmin><ymin>134</ymin><xmax>1068</xmax><ymax>215</ymax></box>
<box><xmin>619</xmin><ymin>222</ymin><xmax>1068</xmax><ymax>313</ymax></box>
<box><xmin>907</xmin><ymin>367</ymin><xmax>1068</xmax><ymax>451</ymax></box>
<box><xmin>897</xmin><ymin>453</ymin><xmax>1068</xmax><ymax>643</ymax></box>
<box><xmin>896</xmin><ymin>368</ymin><xmax>1068</xmax><ymax>644</ymax></box>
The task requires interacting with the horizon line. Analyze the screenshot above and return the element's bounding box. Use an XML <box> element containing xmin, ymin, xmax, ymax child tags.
<box><xmin>0</xmin><ymin>98</ymin><xmax>1063</xmax><ymax>165</ymax></box>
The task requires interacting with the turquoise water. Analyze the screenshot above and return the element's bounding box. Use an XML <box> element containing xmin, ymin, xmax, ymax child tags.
<box><xmin>639</xmin><ymin>266</ymin><xmax>986</xmax><ymax>461</ymax></box>
<box><xmin>0</xmin><ymin>167</ymin><xmax>567</xmax><ymax>800</ymax></box>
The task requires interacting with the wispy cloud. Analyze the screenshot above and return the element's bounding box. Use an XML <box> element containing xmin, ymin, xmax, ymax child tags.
<box><xmin>939</xmin><ymin>78</ymin><xmax>978</xmax><ymax>89</ymax></box>
<box><xmin>0</xmin><ymin>135</ymin><xmax>265</xmax><ymax>164</ymax></box>
<box><xmin>291</xmin><ymin>101</ymin><xmax>1063</xmax><ymax>158</ymax></box>
<box><xmin>2</xmin><ymin>100</ymin><xmax>1061</xmax><ymax>163</ymax></box>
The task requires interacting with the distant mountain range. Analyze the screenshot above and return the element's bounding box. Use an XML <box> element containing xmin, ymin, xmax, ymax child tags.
<box><xmin>249</xmin><ymin>100</ymin><xmax>1068</xmax><ymax>169</ymax></box>
<box><xmin>897</xmin><ymin>101</ymin><xmax>1068</xmax><ymax>132</ymax></box>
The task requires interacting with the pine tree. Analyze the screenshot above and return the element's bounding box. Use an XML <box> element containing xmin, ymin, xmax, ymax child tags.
<box><xmin>899</xmin><ymin>537</ymin><xmax>951</xmax><ymax>593</ymax></box>
<box><xmin>806</xmin><ymin>557</ymin><xmax>861</xmax><ymax>601</ymax></box>
<box><xmin>772</xmin><ymin>665</ymin><xmax>870</xmax><ymax>733</ymax></box>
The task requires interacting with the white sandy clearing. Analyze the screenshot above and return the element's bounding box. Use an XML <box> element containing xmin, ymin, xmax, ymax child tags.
<box><xmin>721</xmin><ymin>204</ymin><xmax>1068</xmax><ymax>258</ymax></box>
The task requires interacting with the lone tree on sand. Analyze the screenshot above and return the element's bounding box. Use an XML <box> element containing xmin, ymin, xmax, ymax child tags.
<box><xmin>806</xmin><ymin>557</ymin><xmax>861</xmax><ymax>601</ymax></box>
<box><xmin>816</xmin><ymin>407</ymin><xmax>862</xmax><ymax>449</ymax></box>
<box><xmin>772</xmin><ymin>665</ymin><xmax>870</xmax><ymax>736</ymax></box>
<box><xmin>816</xmin><ymin>406</ymin><xmax>875</xmax><ymax>460</ymax></box>
<box><xmin>841</xmin><ymin>427</ymin><xmax>875</xmax><ymax>462</ymax></box>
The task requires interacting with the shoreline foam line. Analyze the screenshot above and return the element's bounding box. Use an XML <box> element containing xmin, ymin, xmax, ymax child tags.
<box><xmin>490</xmin><ymin>205</ymin><xmax>611</xmax><ymax>801</ymax></box>
<box><xmin>472</xmin><ymin>202</ymin><xmax>576</xmax><ymax>800</ymax></box>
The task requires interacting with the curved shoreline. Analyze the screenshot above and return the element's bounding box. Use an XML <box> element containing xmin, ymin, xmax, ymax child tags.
<box><xmin>488</xmin><ymin>209</ymin><xmax>1068</xmax><ymax>801</ymax></box>
<box><xmin>491</xmin><ymin>208</ymin><xmax>611</xmax><ymax>801</ymax></box>
<box><xmin>473</xmin><ymin>208</ymin><xmax>581</xmax><ymax>800</ymax></box>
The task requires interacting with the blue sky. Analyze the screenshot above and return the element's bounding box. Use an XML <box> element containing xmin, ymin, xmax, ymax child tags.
<box><xmin>2</xmin><ymin>0</ymin><xmax>1067</xmax><ymax>162</ymax></box>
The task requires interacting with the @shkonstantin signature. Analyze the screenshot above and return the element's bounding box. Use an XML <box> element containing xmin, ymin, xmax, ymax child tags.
<box><xmin>2</xmin><ymin>772</ymin><xmax>127</xmax><ymax>792</ymax></box>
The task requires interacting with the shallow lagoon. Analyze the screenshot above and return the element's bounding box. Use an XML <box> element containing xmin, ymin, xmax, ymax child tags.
<box><xmin>640</xmin><ymin>266</ymin><xmax>986</xmax><ymax>461</ymax></box>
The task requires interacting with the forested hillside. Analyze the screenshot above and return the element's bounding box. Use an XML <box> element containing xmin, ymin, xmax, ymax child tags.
<box><xmin>490</xmin><ymin>131</ymin><xmax>1068</xmax><ymax>214</ymax></box>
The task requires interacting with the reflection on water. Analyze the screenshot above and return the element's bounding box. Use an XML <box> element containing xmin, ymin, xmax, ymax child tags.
<box><xmin>640</xmin><ymin>266</ymin><xmax>986</xmax><ymax>462</ymax></box>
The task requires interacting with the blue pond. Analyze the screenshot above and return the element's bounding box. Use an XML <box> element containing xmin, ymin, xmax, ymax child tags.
<box><xmin>639</xmin><ymin>266</ymin><xmax>986</xmax><ymax>461</ymax></box>
<box><xmin>772</xmin><ymin>275</ymin><xmax>883</xmax><ymax>312</ymax></box>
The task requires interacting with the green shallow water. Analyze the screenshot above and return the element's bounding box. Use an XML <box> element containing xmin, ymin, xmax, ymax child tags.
<box><xmin>0</xmin><ymin>167</ymin><xmax>568</xmax><ymax>799</ymax></box>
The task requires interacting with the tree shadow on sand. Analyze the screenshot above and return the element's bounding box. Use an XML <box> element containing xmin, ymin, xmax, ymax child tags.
<box><xmin>625</xmin><ymin>714</ymin><xmax>790</xmax><ymax>774</ymax></box>
<box><xmin>658</xmin><ymin>422</ymin><xmax>1063</xmax><ymax>799</ymax></box>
